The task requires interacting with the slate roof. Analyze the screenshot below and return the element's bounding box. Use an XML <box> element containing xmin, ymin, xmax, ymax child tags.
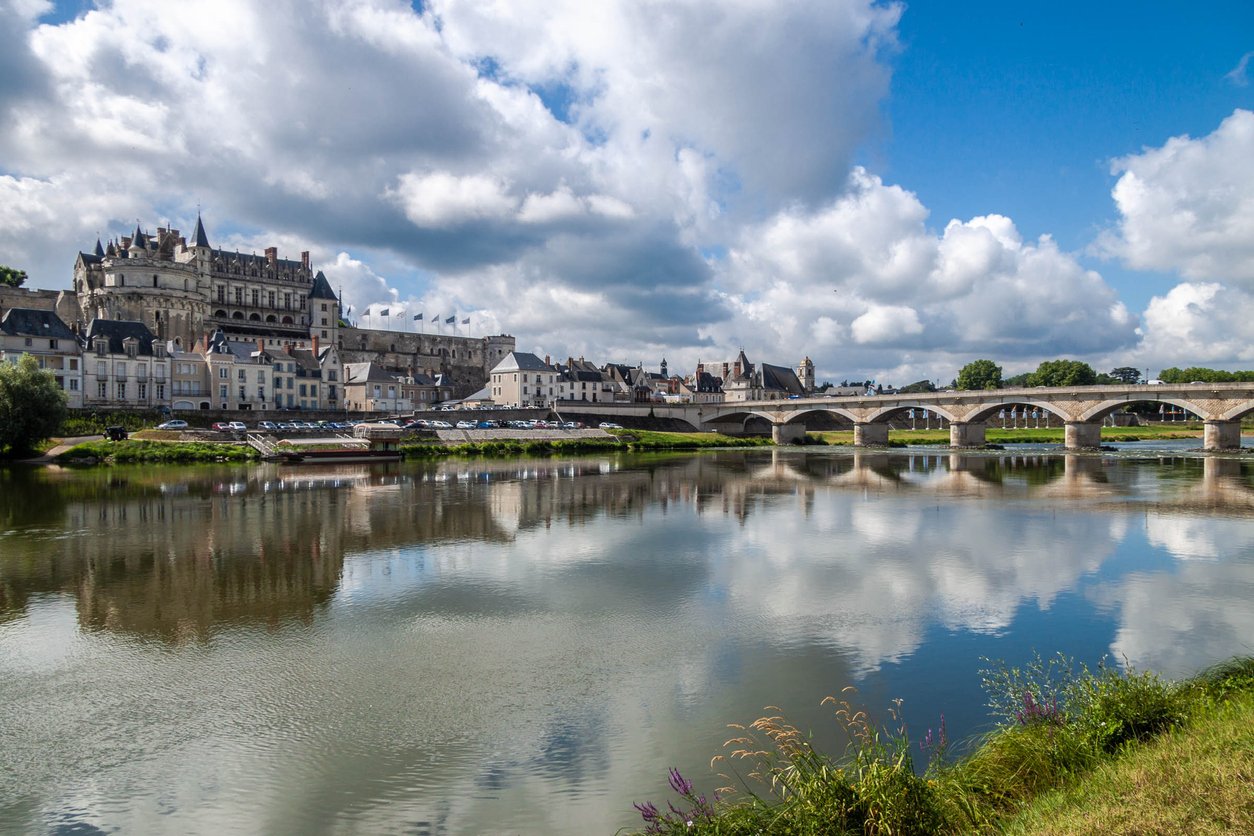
<box><xmin>0</xmin><ymin>308</ymin><xmax>77</xmax><ymax>340</ymax></box>
<box><xmin>84</xmin><ymin>319</ymin><xmax>159</xmax><ymax>355</ymax></box>
<box><xmin>309</xmin><ymin>270</ymin><xmax>338</xmax><ymax>300</ymax></box>
<box><xmin>491</xmin><ymin>351</ymin><xmax>553</xmax><ymax>373</ymax></box>
<box><xmin>193</xmin><ymin>214</ymin><xmax>210</xmax><ymax>248</ymax></box>
<box><xmin>760</xmin><ymin>363</ymin><xmax>805</xmax><ymax>396</ymax></box>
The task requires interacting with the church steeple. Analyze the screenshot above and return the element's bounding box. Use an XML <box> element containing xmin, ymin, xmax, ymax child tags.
<box><xmin>94</xmin><ymin>238</ymin><xmax>104</xmax><ymax>258</ymax></box>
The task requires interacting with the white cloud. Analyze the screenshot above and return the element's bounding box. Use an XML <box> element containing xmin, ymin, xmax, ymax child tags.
<box><xmin>1133</xmin><ymin>282</ymin><xmax>1254</xmax><ymax>369</ymax></box>
<box><xmin>390</xmin><ymin>172</ymin><xmax>518</xmax><ymax>228</ymax></box>
<box><xmin>1101</xmin><ymin>108</ymin><xmax>1254</xmax><ymax>285</ymax></box>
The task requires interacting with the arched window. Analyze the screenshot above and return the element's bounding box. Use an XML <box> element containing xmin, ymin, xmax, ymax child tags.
<box><xmin>266</xmin><ymin>314</ymin><xmax>277</xmax><ymax>323</ymax></box>
<box><xmin>249</xmin><ymin>313</ymin><xmax>261</xmax><ymax>321</ymax></box>
<box><xmin>281</xmin><ymin>315</ymin><xmax>293</xmax><ymax>324</ymax></box>
<box><xmin>214</xmin><ymin>310</ymin><xmax>227</xmax><ymax>318</ymax></box>
<box><xmin>232</xmin><ymin>311</ymin><xmax>244</xmax><ymax>319</ymax></box>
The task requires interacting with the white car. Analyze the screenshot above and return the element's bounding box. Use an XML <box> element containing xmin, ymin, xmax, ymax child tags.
<box><xmin>456</xmin><ymin>420</ymin><xmax>477</xmax><ymax>429</ymax></box>
<box><xmin>227</xmin><ymin>421</ymin><xmax>247</xmax><ymax>432</ymax></box>
<box><xmin>598</xmin><ymin>422</ymin><xmax>622</xmax><ymax>429</ymax></box>
<box><xmin>157</xmin><ymin>419</ymin><xmax>188</xmax><ymax>430</ymax></box>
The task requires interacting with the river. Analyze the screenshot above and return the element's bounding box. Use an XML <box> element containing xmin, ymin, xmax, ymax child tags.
<box><xmin>1</xmin><ymin>446</ymin><xmax>1252</xmax><ymax>834</ymax></box>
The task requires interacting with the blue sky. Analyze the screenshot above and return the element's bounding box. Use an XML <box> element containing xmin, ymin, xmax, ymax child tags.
<box><xmin>2</xmin><ymin>0</ymin><xmax>1253</xmax><ymax>384</ymax></box>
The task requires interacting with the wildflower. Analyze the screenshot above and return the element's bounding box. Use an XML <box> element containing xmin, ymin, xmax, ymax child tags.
<box><xmin>668</xmin><ymin>767</ymin><xmax>695</xmax><ymax>797</ymax></box>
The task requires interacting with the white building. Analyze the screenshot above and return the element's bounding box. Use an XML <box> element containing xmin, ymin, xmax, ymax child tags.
<box><xmin>489</xmin><ymin>352</ymin><xmax>559</xmax><ymax>408</ymax></box>
<box><xmin>0</xmin><ymin>308</ymin><xmax>83</xmax><ymax>408</ymax></box>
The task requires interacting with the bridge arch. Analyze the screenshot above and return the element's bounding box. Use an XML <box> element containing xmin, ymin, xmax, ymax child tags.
<box><xmin>778</xmin><ymin>406</ymin><xmax>860</xmax><ymax>425</ymax></box>
<box><xmin>864</xmin><ymin>402</ymin><xmax>964</xmax><ymax>424</ymax></box>
<box><xmin>1077</xmin><ymin>397</ymin><xmax>1208</xmax><ymax>423</ymax></box>
<box><xmin>958</xmin><ymin>400</ymin><xmax>1071</xmax><ymax>425</ymax></box>
<box><xmin>1220</xmin><ymin>401</ymin><xmax>1254</xmax><ymax>421</ymax></box>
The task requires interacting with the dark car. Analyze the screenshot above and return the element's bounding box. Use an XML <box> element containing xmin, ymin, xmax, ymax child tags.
<box><xmin>104</xmin><ymin>426</ymin><xmax>129</xmax><ymax>441</ymax></box>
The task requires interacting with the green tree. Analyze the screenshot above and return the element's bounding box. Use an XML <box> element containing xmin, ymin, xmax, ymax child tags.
<box><xmin>0</xmin><ymin>355</ymin><xmax>68</xmax><ymax>457</ymax></box>
<box><xmin>956</xmin><ymin>359</ymin><xmax>1003</xmax><ymax>390</ymax></box>
<box><xmin>1003</xmin><ymin>371</ymin><xmax>1032</xmax><ymax>388</ymax></box>
<box><xmin>897</xmin><ymin>379</ymin><xmax>937</xmax><ymax>394</ymax></box>
<box><xmin>1109</xmin><ymin>366</ymin><xmax>1142</xmax><ymax>384</ymax></box>
<box><xmin>0</xmin><ymin>265</ymin><xmax>28</xmax><ymax>288</ymax></box>
<box><xmin>1028</xmin><ymin>359</ymin><xmax>1098</xmax><ymax>387</ymax></box>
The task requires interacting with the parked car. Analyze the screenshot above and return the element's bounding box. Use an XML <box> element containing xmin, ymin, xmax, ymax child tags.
<box><xmin>227</xmin><ymin>421</ymin><xmax>247</xmax><ymax>432</ymax></box>
<box><xmin>104</xmin><ymin>426</ymin><xmax>128</xmax><ymax>441</ymax></box>
<box><xmin>212</xmin><ymin>422</ymin><xmax>231</xmax><ymax>431</ymax></box>
<box><xmin>430</xmin><ymin>420</ymin><xmax>453</xmax><ymax>429</ymax></box>
<box><xmin>456</xmin><ymin>420</ymin><xmax>477</xmax><ymax>429</ymax></box>
<box><xmin>257</xmin><ymin>421</ymin><xmax>278</xmax><ymax>431</ymax></box>
<box><xmin>599</xmin><ymin>422</ymin><xmax>622</xmax><ymax>429</ymax></box>
<box><xmin>157</xmin><ymin>420</ymin><xmax>189</xmax><ymax>430</ymax></box>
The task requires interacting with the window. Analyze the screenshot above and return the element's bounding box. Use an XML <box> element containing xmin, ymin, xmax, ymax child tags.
<box><xmin>116</xmin><ymin>381</ymin><xmax>126</xmax><ymax>399</ymax></box>
<box><xmin>116</xmin><ymin>362</ymin><xmax>127</xmax><ymax>378</ymax></box>
<box><xmin>24</xmin><ymin>337</ymin><xmax>32</xmax><ymax>347</ymax></box>
<box><xmin>156</xmin><ymin>384</ymin><xmax>165</xmax><ymax>400</ymax></box>
<box><xmin>49</xmin><ymin>339</ymin><xmax>58</xmax><ymax>349</ymax></box>
<box><xmin>219</xmin><ymin>384</ymin><xmax>228</xmax><ymax>399</ymax></box>
<box><xmin>257</xmin><ymin>370</ymin><xmax>265</xmax><ymax>382</ymax></box>
<box><xmin>239</xmin><ymin>386</ymin><xmax>246</xmax><ymax>400</ymax></box>
<box><xmin>258</xmin><ymin>389</ymin><xmax>266</xmax><ymax>400</ymax></box>
<box><xmin>137</xmin><ymin>363</ymin><xmax>146</xmax><ymax>378</ymax></box>
<box><xmin>138</xmin><ymin>382</ymin><xmax>147</xmax><ymax>399</ymax></box>
<box><xmin>219</xmin><ymin>367</ymin><xmax>228</xmax><ymax>379</ymax></box>
<box><xmin>69</xmin><ymin>379</ymin><xmax>79</xmax><ymax>391</ymax></box>
<box><xmin>96</xmin><ymin>361</ymin><xmax>106</xmax><ymax>377</ymax></box>
<box><xmin>217</xmin><ymin>285</ymin><xmax>225</xmax><ymax>302</ymax></box>
<box><xmin>97</xmin><ymin>381</ymin><xmax>107</xmax><ymax>398</ymax></box>
<box><xmin>284</xmin><ymin>293</ymin><xmax>292</xmax><ymax>309</ymax></box>
<box><xmin>251</xmin><ymin>289</ymin><xmax>259</xmax><ymax>307</ymax></box>
<box><xmin>268</xmin><ymin>291</ymin><xmax>276</xmax><ymax>307</ymax></box>
<box><xmin>238</xmin><ymin>369</ymin><xmax>246</xmax><ymax>381</ymax></box>
<box><xmin>234</xmin><ymin>287</ymin><xmax>243</xmax><ymax>304</ymax></box>
<box><xmin>69</xmin><ymin>359</ymin><xmax>78</xmax><ymax>371</ymax></box>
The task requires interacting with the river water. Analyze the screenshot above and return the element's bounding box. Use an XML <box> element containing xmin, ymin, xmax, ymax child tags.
<box><xmin>1</xmin><ymin>446</ymin><xmax>1252</xmax><ymax>834</ymax></box>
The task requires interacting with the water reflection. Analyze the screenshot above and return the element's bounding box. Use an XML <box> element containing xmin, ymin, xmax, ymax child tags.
<box><xmin>0</xmin><ymin>451</ymin><xmax>1252</xmax><ymax>834</ymax></box>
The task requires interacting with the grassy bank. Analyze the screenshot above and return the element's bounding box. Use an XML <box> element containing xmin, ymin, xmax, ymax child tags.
<box><xmin>609</xmin><ymin>429</ymin><xmax>774</xmax><ymax>450</ymax></box>
<box><xmin>627</xmin><ymin>656</ymin><xmax>1254</xmax><ymax>835</ymax></box>
<box><xmin>53</xmin><ymin>439</ymin><xmax>259</xmax><ymax>464</ymax></box>
<box><xmin>814</xmin><ymin>424</ymin><xmax>1207</xmax><ymax>447</ymax></box>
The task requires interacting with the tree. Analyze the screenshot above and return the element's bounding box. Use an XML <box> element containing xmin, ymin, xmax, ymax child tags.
<box><xmin>0</xmin><ymin>355</ymin><xmax>68</xmax><ymax>457</ymax></box>
<box><xmin>0</xmin><ymin>265</ymin><xmax>27</xmax><ymax>288</ymax></box>
<box><xmin>1003</xmin><ymin>371</ymin><xmax>1032</xmax><ymax>388</ymax></box>
<box><xmin>1027</xmin><ymin>359</ymin><xmax>1098</xmax><ymax>387</ymax></box>
<box><xmin>1109</xmin><ymin>367</ymin><xmax>1142</xmax><ymax>384</ymax></box>
<box><xmin>955</xmin><ymin>359</ymin><xmax>1003</xmax><ymax>390</ymax></box>
<box><xmin>897</xmin><ymin>379</ymin><xmax>937</xmax><ymax>394</ymax></box>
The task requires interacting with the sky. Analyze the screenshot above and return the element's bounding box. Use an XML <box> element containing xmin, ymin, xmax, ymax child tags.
<box><xmin>1</xmin><ymin>0</ymin><xmax>1252</xmax><ymax>386</ymax></box>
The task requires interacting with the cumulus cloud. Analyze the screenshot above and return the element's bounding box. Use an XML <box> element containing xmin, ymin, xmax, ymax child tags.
<box><xmin>714</xmin><ymin>168</ymin><xmax>1138</xmax><ymax>382</ymax></box>
<box><xmin>1132</xmin><ymin>282</ymin><xmax>1254</xmax><ymax>369</ymax></box>
<box><xmin>1101</xmin><ymin>109</ymin><xmax>1254</xmax><ymax>285</ymax></box>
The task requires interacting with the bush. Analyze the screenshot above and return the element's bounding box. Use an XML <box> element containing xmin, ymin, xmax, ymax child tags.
<box><xmin>0</xmin><ymin>354</ymin><xmax>68</xmax><ymax>456</ymax></box>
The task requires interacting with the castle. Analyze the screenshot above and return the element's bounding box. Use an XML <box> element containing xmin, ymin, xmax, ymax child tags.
<box><xmin>0</xmin><ymin>217</ymin><xmax>514</xmax><ymax>403</ymax></box>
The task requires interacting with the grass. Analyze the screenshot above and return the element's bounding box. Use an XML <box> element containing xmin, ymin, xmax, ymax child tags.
<box><xmin>608</xmin><ymin>429</ymin><xmax>774</xmax><ymax>450</ymax></box>
<box><xmin>399</xmin><ymin>430</ymin><xmax>772</xmax><ymax>458</ymax></box>
<box><xmin>625</xmin><ymin>656</ymin><xmax>1254</xmax><ymax>835</ymax></box>
<box><xmin>53</xmin><ymin>439</ymin><xmax>258</xmax><ymax>464</ymax></box>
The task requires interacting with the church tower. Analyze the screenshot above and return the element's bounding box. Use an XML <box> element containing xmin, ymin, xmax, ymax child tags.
<box><xmin>798</xmin><ymin>356</ymin><xmax>815</xmax><ymax>393</ymax></box>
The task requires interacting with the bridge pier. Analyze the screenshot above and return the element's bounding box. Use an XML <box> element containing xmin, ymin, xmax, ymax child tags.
<box><xmin>949</xmin><ymin>421</ymin><xmax>986</xmax><ymax>448</ymax></box>
<box><xmin>1203</xmin><ymin>420</ymin><xmax>1242</xmax><ymax>450</ymax></box>
<box><xmin>854</xmin><ymin>422</ymin><xmax>889</xmax><ymax>446</ymax></box>
<box><xmin>772</xmin><ymin>423</ymin><xmax>808</xmax><ymax>445</ymax></box>
<box><xmin>1064</xmin><ymin>421</ymin><xmax>1102</xmax><ymax>449</ymax></box>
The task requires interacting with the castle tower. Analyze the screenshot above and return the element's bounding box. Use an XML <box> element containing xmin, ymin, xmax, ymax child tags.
<box><xmin>798</xmin><ymin>356</ymin><xmax>815</xmax><ymax>393</ymax></box>
<box><xmin>309</xmin><ymin>270</ymin><xmax>340</xmax><ymax>349</ymax></box>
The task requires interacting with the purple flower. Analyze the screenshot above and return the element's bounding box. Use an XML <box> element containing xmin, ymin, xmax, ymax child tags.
<box><xmin>668</xmin><ymin>767</ymin><xmax>695</xmax><ymax>797</ymax></box>
<box><xmin>633</xmin><ymin>801</ymin><xmax>660</xmax><ymax>822</ymax></box>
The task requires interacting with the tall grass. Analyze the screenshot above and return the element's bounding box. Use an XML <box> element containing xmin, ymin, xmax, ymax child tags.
<box><xmin>626</xmin><ymin>655</ymin><xmax>1253</xmax><ymax>835</ymax></box>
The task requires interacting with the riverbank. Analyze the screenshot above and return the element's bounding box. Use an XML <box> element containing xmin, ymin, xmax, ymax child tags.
<box><xmin>627</xmin><ymin>657</ymin><xmax>1254</xmax><ymax>835</ymax></box>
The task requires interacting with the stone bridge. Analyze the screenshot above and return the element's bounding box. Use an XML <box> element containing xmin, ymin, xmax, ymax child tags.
<box><xmin>557</xmin><ymin>383</ymin><xmax>1254</xmax><ymax>450</ymax></box>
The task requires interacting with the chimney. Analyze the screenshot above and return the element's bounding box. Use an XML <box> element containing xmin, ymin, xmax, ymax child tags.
<box><xmin>265</xmin><ymin>246</ymin><xmax>278</xmax><ymax>265</ymax></box>
<box><xmin>301</xmin><ymin>251</ymin><xmax>310</xmax><ymax>270</ymax></box>
<box><xmin>544</xmin><ymin>354</ymin><xmax>551</xmax><ymax>366</ymax></box>
<box><xmin>697</xmin><ymin>361</ymin><xmax>704</xmax><ymax>377</ymax></box>
<box><xmin>312</xmin><ymin>335</ymin><xmax>319</xmax><ymax>356</ymax></box>
<box><xmin>256</xmin><ymin>338</ymin><xmax>264</xmax><ymax>353</ymax></box>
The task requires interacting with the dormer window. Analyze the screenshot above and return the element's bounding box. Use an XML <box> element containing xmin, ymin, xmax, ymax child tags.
<box><xmin>95</xmin><ymin>341</ymin><xmax>106</xmax><ymax>356</ymax></box>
